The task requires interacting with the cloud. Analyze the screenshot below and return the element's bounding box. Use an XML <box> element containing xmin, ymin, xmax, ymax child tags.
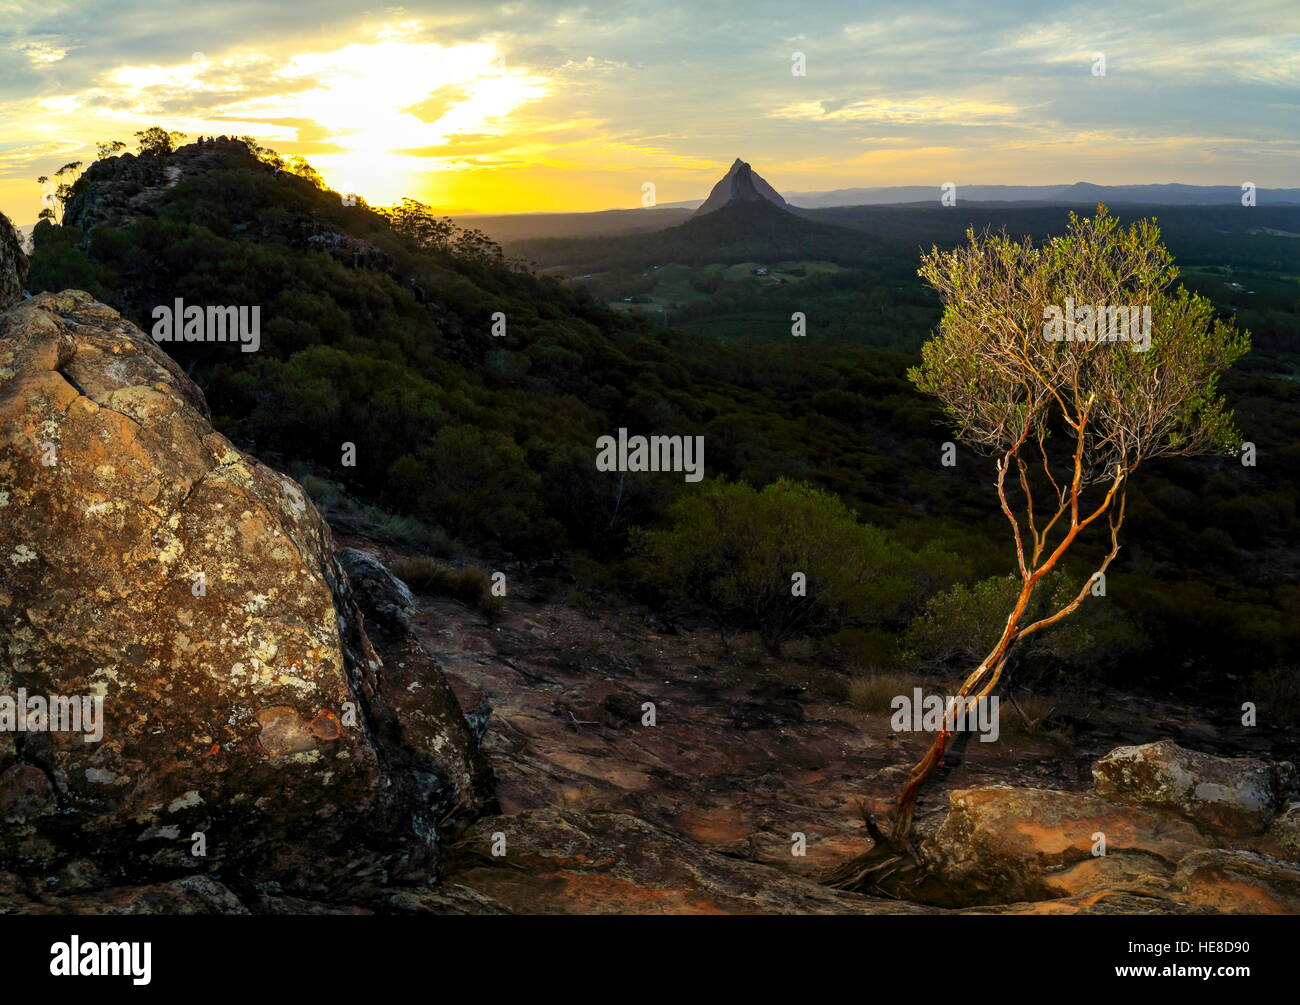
<box><xmin>0</xmin><ymin>0</ymin><xmax>1296</xmax><ymax>219</ymax></box>
<box><xmin>769</xmin><ymin>97</ymin><xmax>1030</xmax><ymax>126</ymax></box>
<box><xmin>11</xmin><ymin>38</ymin><xmax>71</xmax><ymax>65</ymax></box>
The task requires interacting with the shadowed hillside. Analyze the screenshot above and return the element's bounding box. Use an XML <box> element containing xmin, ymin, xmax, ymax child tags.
<box><xmin>23</xmin><ymin>136</ymin><xmax>1300</xmax><ymax>745</ymax></box>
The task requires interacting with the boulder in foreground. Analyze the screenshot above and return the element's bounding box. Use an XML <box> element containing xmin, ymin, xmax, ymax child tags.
<box><xmin>0</xmin><ymin>291</ymin><xmax>491</xmax><ymax>895</ymax></box>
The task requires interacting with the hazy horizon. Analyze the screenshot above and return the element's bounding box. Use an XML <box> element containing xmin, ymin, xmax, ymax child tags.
<box><xmin>2</xmin><ymin>0</ymin><xmax>1298</xmax><ymax>223</ymax></box>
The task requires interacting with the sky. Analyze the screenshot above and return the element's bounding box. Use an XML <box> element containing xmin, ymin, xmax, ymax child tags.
<box><xmin>1</xmin><ymin>0</ymin><xmax>1298</xmax><ymax>223</ymax></box>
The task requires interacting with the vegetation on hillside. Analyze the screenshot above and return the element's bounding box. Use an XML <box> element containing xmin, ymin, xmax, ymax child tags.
<box><xmin>25</xmin><ymin>131</ymin><xmax>1300</xmax><ymax>710</ymax></box>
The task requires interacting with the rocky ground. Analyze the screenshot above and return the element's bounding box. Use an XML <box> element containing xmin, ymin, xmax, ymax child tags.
<box><xmin>1</xmin><ymin>277</ymin><xmax>1296</xmax><ymax>915</ymax></box>
<box><xmin>338</xmin><ymin>537</ymin><xmax>1300</xmax><ymax>914</ymax></box>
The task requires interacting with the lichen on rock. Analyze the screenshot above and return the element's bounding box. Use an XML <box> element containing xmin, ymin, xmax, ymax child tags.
<box><xmin>0</xmin><ymin>291</ymin><xmax>491</xmax><ymax>896</ymax></box>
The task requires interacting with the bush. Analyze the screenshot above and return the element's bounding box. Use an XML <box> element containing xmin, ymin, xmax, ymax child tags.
<box><xmin>902</xmin><ymin>571</ymin><xmax>1147</xmax><ymax>681</ymax></box>
<box><xmin>388</xmin><ymin>558</ymin><xmax>503</xmax><ymax>620</ymax></box>
<box><xmin>822</xmin><ymin>627</ymin><xmax>904</xmax><ymax>670</ymax></box>
<box><xmin>902</xmin><ymin>575</ymin><xmax>1023</xmax><ymax>668</ymax></box>
<box><xmin>1246</xmin><ymin>665</ymin><xmax>1300</xmax><ymax>727</ymax></box>
<box><xmin>388</xmin><ymin>425</ymin><xmax>548</xmax><ymax>548</ymax></box>
<box><xmin>847</xmin><ymin>669</ymin><xmax>927</xmax><ymax>715</ymax></box>
<box><xmin>634</xmin><ymin>478</ymin><xmax>930</xmax><ymax>655</ymax></box>
<box><xmin>298</xmin><ymin>473</ymin><xmax>344</xmax><ymax>508</ymax></box>
<box><xmin>296</xmin><ymin>472</ymin><xmax>454</xmax><ymax>553</ymax></box>
<box><xmin>368</xmin><ymin>513</ymin><xmax>454</xmax><ymax>555</ymax></box>
<box><xmin>1000</xmin><ymin>692</ymin><xmax>1065</xmax><ymax>737</ymax></box>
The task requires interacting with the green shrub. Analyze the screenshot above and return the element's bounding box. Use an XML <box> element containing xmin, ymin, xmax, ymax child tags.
<box><xmin>634</xmin><ymin>478</ymin><xmax>930</xmax><ymax>655</ymax></box>
<box><xmin>296</xmin><ymin>472</ymin><xmax>454</xmax><ymax>553</ymax></box>
<box><xmin>299</xmin><ymin>473</ymin><xmax>343</xmax><ymax>508</ymax></box>
<box><xmin>1246</xmin><ymin>665</ymin><xmax>1300</xmax><ymax>726</ymax></box>
<box><xmin>822</xmin><ymin>627</ymin><xmax>903</xmax><ymax>670</ymax></box>
<box><xmin>389</xmin><ymin>557</ymin><xmax>503</xmax><ymax>620</ymax></box>
<box><xmin>387</xmin><ymin>425</ymin><xmax>548</xmax><ymax>548</ymax></box>
<box><xmin>902</xmin><ymin>571</ymin><xmax>1147</xmax><ymax>680</ymax></box>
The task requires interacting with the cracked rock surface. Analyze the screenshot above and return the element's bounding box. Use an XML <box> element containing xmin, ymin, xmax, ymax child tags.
<box><xmin>0</xmin><ymin>291</ymin><xmax>490</xmax><ymax>896</ymax></box>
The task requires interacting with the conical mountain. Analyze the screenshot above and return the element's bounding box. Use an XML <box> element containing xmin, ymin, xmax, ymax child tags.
<box><xmin>693</xmin><ymin>158</ymin><xmax>789</xmax><ymax>216</ymax></box>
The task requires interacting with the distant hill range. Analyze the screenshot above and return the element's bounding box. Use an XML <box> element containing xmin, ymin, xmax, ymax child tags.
<box><xmin>454</xmin><ymin>165</ymin><xmax>1300</xmax><ymax>246</ymax></box>
<box><xmin>509</xmin><ymin>204</ymin><xmax>1300</xmax><ymax>277</ymax></box>
<box><xmin>512</xmin><ymin>197</ymin><xmax>885</xmax><ymax>273</ymax></box>
<box><xmin>782</xmin><ymin>182</ymin><xmax>1300</xmax><ymax>209</ymax></box>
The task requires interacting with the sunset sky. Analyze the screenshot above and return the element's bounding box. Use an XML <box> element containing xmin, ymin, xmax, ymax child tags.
<box><xmin>1</xmin><ymin>0</ymin><xmax>1297</xmax><ymax>224</ymax></box>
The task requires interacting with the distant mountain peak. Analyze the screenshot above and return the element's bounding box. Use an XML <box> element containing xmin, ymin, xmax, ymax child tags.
<box><xmin>694</xmin><ymin>159</ymin><xmax>788</xmax><ymax>217</ymax></box>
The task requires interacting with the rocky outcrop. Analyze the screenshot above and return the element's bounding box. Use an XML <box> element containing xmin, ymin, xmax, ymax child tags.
<box><xmin>449</xmin><ymin>808</ymin><xmax>935</xmax><ymax>915</ymax></box>
<box><xmin>917</xmin><ymin>742</ymin><xmax>1300</xmax><ymax>913</ymax></box>
<box><xmin>1267</xmin><ymin>803</ymin><xmax>1300</xmax><ymax>860</ymax></box>
<box><xmin>1093</xmin><ymin>739</ymin><xmax>1293</xmax><ymax>836</ymax></box>
<box><xmin>5</xmin><ymin>875</ymin><xmax>249</xmax><ymax>915</ymax></box>
<box><xmin>1174</xmin><ymin>849</ymin><xmax>1300</xmax><ymax>913</ymax></box>
<box><xmin>693</xmin><ymin>159</ymin><xmax>789</xmax><ymax>217</ymax></box>
<box><xmin>59</xmin><ymin>140</ymin><xmax>392</xmax><ymax>277</ymax></box>
<box><xmin>58</xmin><ymin>153</ymin><xmax>168</xmax><ymax>234</ymax></box>
<box><xmin>920</xmin><ymin>786</ymin><xmax>1213</xmax><ymax>906</ymax></box>
<box><xmin>445</xmin><ymin>805</ymin><xmax>1238</xmax><ymax>915</ymax></box>
<box><xmin>58</xmin><ymin>140</ymin><xmax>269</xmax><ymax>234</ymax></box>
<box><xmin>337</xmin><ymin>548</ymin><xmax>416</xmax><ymax>629</ymax></box>
<box><xmin>0</xmin><ymin>291</ymin><xmax>491</xmax><ymax>898</ymax></box>
<box><xmin>0</xmin><ymin>212</ymin><xmax>27</xmax><ymax>310</ymax></box>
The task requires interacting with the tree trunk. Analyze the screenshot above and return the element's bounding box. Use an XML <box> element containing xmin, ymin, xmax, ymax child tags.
<box><xmin>826</xmin><ymin>474</ymin><xmax>1126</xmax><ymax>894</ymax></box>
<box><xmin>822</xmin><ymin>578</ymin><xmax>1037</xmax><ymax>893</ymax></box>
<box><xmin>888</xmin><ymin>573</ymin><xmax>1038</xmax><ymax>842</ymax></box>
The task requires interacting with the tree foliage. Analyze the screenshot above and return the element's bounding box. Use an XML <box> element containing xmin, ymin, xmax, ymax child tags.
<box><xmin>837</xmin><ymin>206</ymin><xmax>1253</xmax><ymax>874</ymax></box>
<box><xmin>134</xmin><ymin>126</ymin><xmax>187</xmax><ymax>157</ymax></box>
<box><xmin>635</xmin><ymin>478</ymin><xmax>950</xmax><ymax>655</ymax></box>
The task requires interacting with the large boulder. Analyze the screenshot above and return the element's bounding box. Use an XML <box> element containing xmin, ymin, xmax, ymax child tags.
<box><xmin>915</xmin><ymin>741</ymin><xmax>1300</xmax><ymax>913</ymax></box>
<box><xmin>0</xmin><ymin>211</ymin><xmax>27</xmax><ymax>310</ymax></box>
<box><xmin>920</xmin><ymin>786</ymin><xmax>1213</xmax><ymax>906</ymax></box>
<box><xmin>1092</xmin><ymin>739</ymin><xmax>1293</xmax><ymax>836</ymax></box>
<box><xmin>0</xmin><ymin>291</ymin><xmax>491</xmax><ymax>896</ymax></box>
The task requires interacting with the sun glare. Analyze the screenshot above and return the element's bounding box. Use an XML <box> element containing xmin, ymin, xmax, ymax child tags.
<box><xmin>47</xmin><ymin>30</ymin><xmax>551</xmax><ymax>210</ymax></box>
<box><xmin>247</xmin><ymin>37</ymin><xmax>549</xmax><ymax>205</ymax></box>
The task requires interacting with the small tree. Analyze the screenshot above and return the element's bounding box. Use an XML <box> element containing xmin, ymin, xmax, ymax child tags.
<box><xmin>238</xmin><ymin>136</ymin><xmax>285</xmax><ymax>169</ymax></box>
<box><xmin>134</xmin><ymin>126</ymin><xmax>187</xmax><ymax>156</ymax></box>
<box><xmin>35</xmin><ymin>162</ymin><xmax>86</xmax><ymax>224</ymax></box>
<box><xmin>828</xmin><ymin>206</ymin><xmax>1249</xmax><ymax>893</ymax></box>
<box><xmin>380</xmin><ymin>197</ymin><xmax>456</xmax><ymax>251</ymax></box>
<box><xmin>287</xmin><ymin>156</ymin><xmax>323</xmax><ymax>188</ymax></box>
<box><xmin>96</xmin><ymin>139</ymin><xmax>126</xmax><ymax>160</ymax></box>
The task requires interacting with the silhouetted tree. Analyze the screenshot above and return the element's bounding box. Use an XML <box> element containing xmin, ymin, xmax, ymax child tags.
<box><xmin>134</xmin><ymin>126</ymin><xmax>187</xmax><ymax>156</ymax></box>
